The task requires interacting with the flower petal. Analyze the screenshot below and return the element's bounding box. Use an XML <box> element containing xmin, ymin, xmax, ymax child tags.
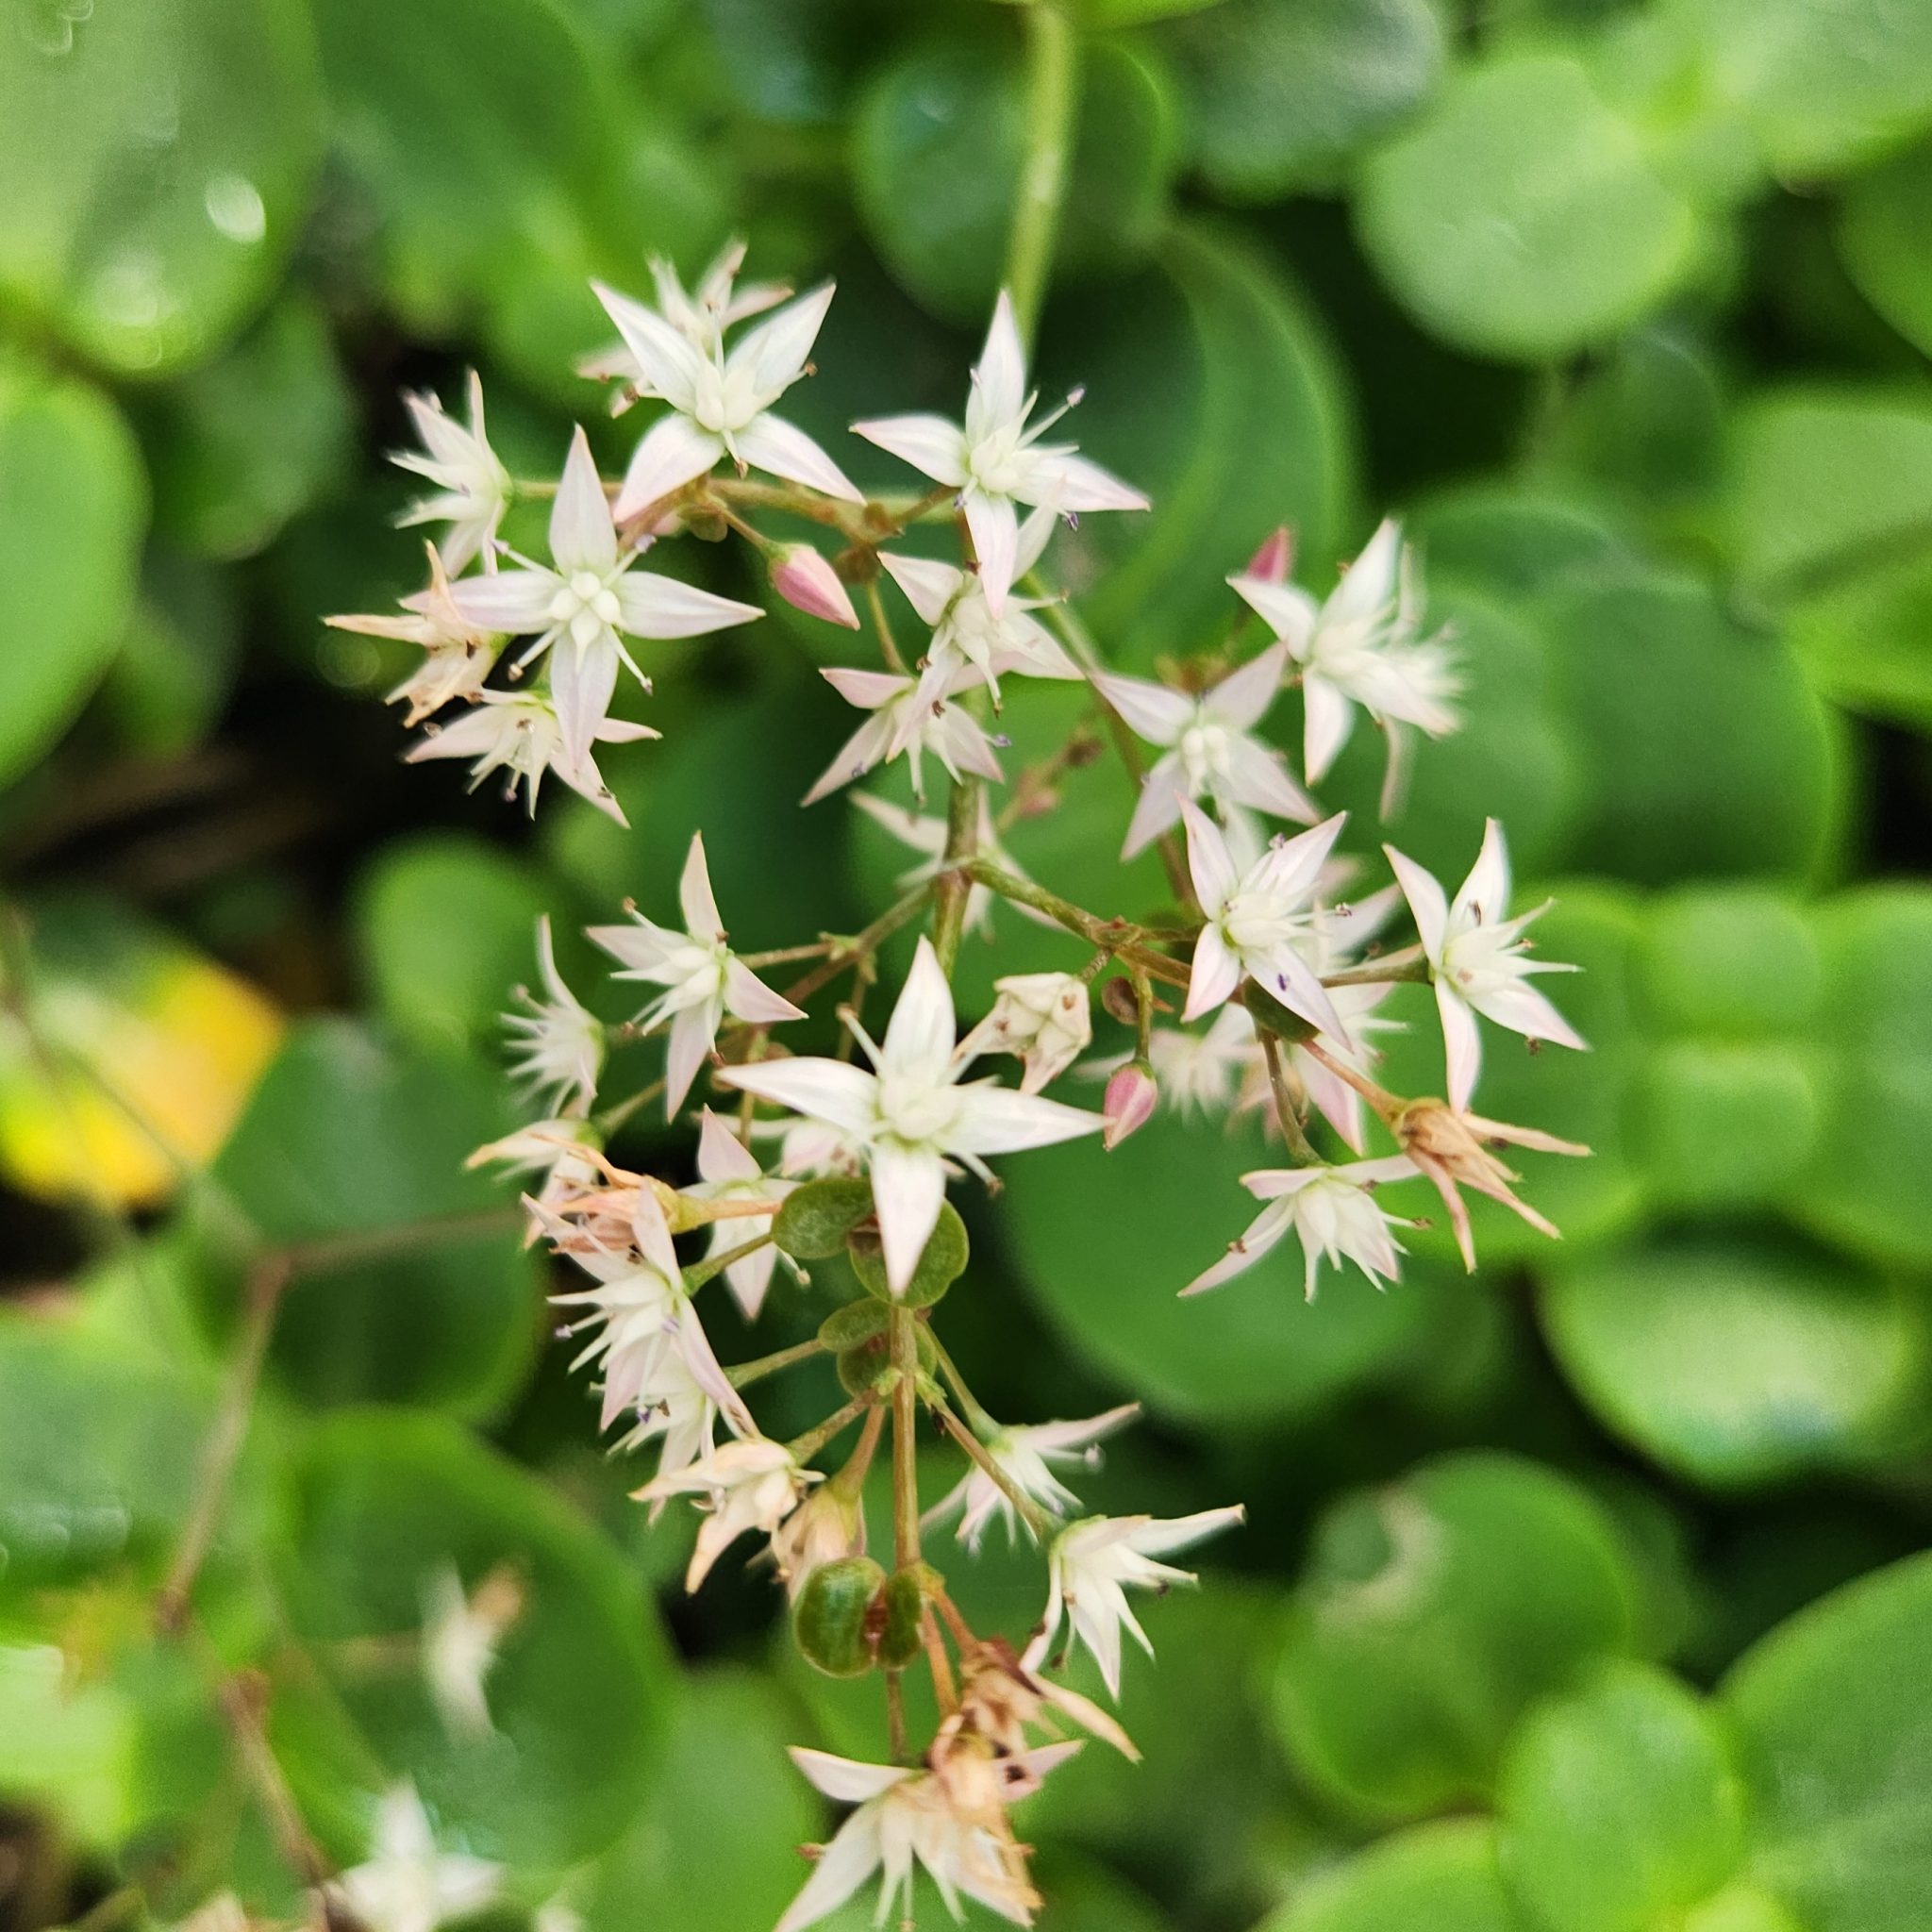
<box><xmin>877</xmin><ymin>551</ymin><xmax>962</xmax><ymax>627</ymax></box>
<box><xmin>664</xmin><ymin>1001</ymin><xmax>719</xmax><ymax>1119</ymax></box>
<box><xmin>945</xmin><ymin>1085</ymin><xmax>1104</xmax><ymax>1157</ymax></box>
<box><xmin>1090</xmin><ymin>670</ymin><xmax>1192</xmax><ymax>748</ymax></box>
<box><xmin>849</xmin><ymin>413</ymin><xmax>968</xmax><ymax>488</ymax></box>
<box><xmin>1455</xmin><ymin>817</ymin><xmax>1512</xmax><ymax>929</ymax></box>
<box><xmin>1385</xmin><ymin>844</ymin><xmax>1450</xmax><ymax>965</ymax></box>
<box><xmin>734</xmin><ymin>410</ymin><xmax>863</xmax><ymax>502</ymax></box>
<box><xmin>678</xmin><ymin>831</ymin><xmax>724</xmax><ymax>936</ymax></box>
<box><xmin>1207</xmin><ymin>640</ymin><xmax>1290</xmax><ymax>733</ymax></box>
<box><xmin>1302</xmin><ymin>674</ymin><xmax>1356</xmax><ymax>785</ymax></box>
<box><xmin>1183</xmin><ymin>923</ymin><xmax>1242</xmax><ymax>1024</ymax></box>
<box><xmin>724</xmin><ymin>956</ymin><xmax>808</xmax><ymax>1024</ymax></box>
<box><xmin>971</xmin><ymin>290</ymin><xmax>1027</xmax><ymax>432</ymax></box>
<box><xmin>880</xmin><ymin>936</ymin><xmax>958</xmax><ymax>1086</ymax></box>
<box><xmin>611</xmin><ymin>571</ymin><xmax>763</xmax><ymax>640</ymax></box>
<box><xmin>1438</xmin><ymin>980</ymin><xmax>1482</xmax><ymax>1113</ymax></box>
<box><xmin>964</xmin><ymin>491</ymin><xmax>1021</xmax><ymax>617</ymax></box>
<box><xmin>614</xmin><ymin>413</ymin><xmax>725</xmax><ymax>521</ymax></box>
<box><xmin>726</xmin><ymin>283</ymin><xmax>835</xmax><ymax>402</ymax></box>
<box><xmin>445</xmin><ymin>570</ymin><xmax>558</xmax><ymax>634</ymax></box>
<box><xmin>870</xmin><ymin>1139</ymin><xmax>947</xmax><ymax>1295</ymax></box>
<box><xmin>550</xmin><ymin>425</ymin><xmax>618</xmax><ymax>575</ymax></box>
<box><xmin>695</xmin><ymin>1108</ymin><xmax>762</xmax><ymax>1185</ymax></box>
<box><xmin>1180</xmin><ymin>801</ymin><xmax>1240</xmax><ymax>918</ymax></box>
<box><xmin>591</xmin><ymin>279</ymin><xmax>708</xmax><ymax>412</ymax></box>
<box><xmin>715</xmin><ymin>1057</ymin><xmax>879</xmax><ymax>1137</ymax></box>
<box><xmin>1122</xmin><ymin>754</ymin><xmax>1191</xmax><ymax>860</ymax></box>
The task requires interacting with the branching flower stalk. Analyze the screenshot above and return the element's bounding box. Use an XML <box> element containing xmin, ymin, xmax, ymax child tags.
<box><xmin>338</xmin><ymin>226</ymin><xmax>1591</xmax><ymax>1927</ymax></box>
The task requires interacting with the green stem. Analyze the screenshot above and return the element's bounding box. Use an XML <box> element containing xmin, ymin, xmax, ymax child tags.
<box><xmin>1261</xmin><ymin>1032</ymin><xmax>1320</xmax><ymax>1167</ymax></box>
<box><xmin>927</xmin><ymin>1331</ymin><xmax>999</xmax><ymax>1438</ymax></box>
<box><xmin>1005</xmin><ymin>3</ymin><xmax>1078</xmax><ymax>347</ymax></box>
<box><xmin>684</xmin><ymin>1233</ymin><xmax>774</xmax><ymax>1293</ymax></box>
<box><xmin>963</xmin><ymin>858</ymin><xmax>1192</xmax><ymax>988</ymax></box>
<box><xmin>729</xmin><ymin>1335</ymin><xmax>827</xmax><ymax>1390</ymax></box>
<box><xmin>891</xmin><ymin>1307</ymin><xmax>923</xmax><ymax>1572</ymax></box>
<box><xmin>932</xmin><ymin>1401</ymin><xmax>1056</xmax><ymax>1542</ymax></box>
<box><xmin>787</xmin><ymin>1396</ymin><xmax>872</xmax><ymax>1468</ymax></box>
<box><xmin>1322</xmin><ymin>948</ymin><xmax>1430</xmax><ymax>989</ymax></box>
<box><xmin>930</xmin><ymin>760</ymin><xmax>983</xmax><ymax>974</ymax></box>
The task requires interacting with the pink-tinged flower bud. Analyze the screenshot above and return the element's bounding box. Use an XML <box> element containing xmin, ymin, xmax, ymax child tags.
<box><xmin>772</xmin><ymin>544</ymin><xmax>859</xmax><ymax>628</ymax></box>
<box><xmin>1102</xmin><ymin>1060</ymin><xmax>1158</xmax><ymax>1150</ymax></box>
<box><xmin>1245</xmin><ymin>525</ymin><xmax>1293</xmax><ymax>584</ymax></box>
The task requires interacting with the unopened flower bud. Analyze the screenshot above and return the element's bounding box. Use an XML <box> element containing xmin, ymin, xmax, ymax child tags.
<box><xmin>1244</xmin><ymin>525</ymin><xmax>1293</xmax><ymax>584</ymax></box>
<box><xmin>771</xmin><ymin>1481</ymin><xmax>867</xmax><ymax>1597</ymax></box>
<box><xmin>959</xmin><ymin>972</ymin><xmax>1091</xmax><ymax>1094</ymax></box>
<box><xmin>772</xmin><ymin>543</ymin><xmax>859</xmax><ymax>628</ymax></box>
<box><xmin>1102</xmin><ymin>1060</ymin><xmax>1158</xmax><ymax>1150</ymax></box>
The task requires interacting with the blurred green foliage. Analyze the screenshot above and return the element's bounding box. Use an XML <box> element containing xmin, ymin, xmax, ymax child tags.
<box><xmin>4</xmin><ymin>0</ymin><xmax>1932</xmax><ymax>1928</ymax></box>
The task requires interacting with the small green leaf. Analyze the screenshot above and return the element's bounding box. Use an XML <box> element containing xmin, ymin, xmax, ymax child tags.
<box><xmin>1837</xmin><ymin>143</ymin><xmax>1932</xmax><ymax>358</ymax></box>
<box><xmin>853</xmin><ymin>34</ymin><xmax>1176</xmax><ymax>323</ymax></box>
<box><xmin>848</xmin><ymin>1199</ymin><xmax>968</xmax><ymax>1307</ymax></box>
<box><xmin>205</xmin><ymin>1019</ymin><xmax>541</xmax><ymax>1417</ymax></box>
<box><xmin>0</xmin><ymin>363</ymin><xmax>147</xmax><ymax>789</ymax></box>
<box><xmin>1159</xmin><ymin>0</ymin><xmax>1446</xmax><ymax>200</ymax></box>
<box><xmin>1541</xmin><ymin>1235</ymin><xmax>1932</xmax><ymax>1488</ymax></box>
<box><xmin>1634</xmin><ymin>887</ymin><xmax>1824</xmax><ymax>1041</ymax></box>
<box><xmin>1722</xmin><ymin>1552</ymin><xmax>1932</xmax><ymax>1932</ymax></box>
<box><xmin>355</xmin><ymin>834</ymin><xmax>557</xmax><ymax>1050</ymax></box>
<box><xmin>1496</xmin><ymin>1661</ymin><xmax>1746</xmax><ymax>1932</ymax></box>
<box><xmin>773</xmin><ymin>1177</ymin><xmax>875</xmax><ymax>1260</ymax></box>
<box><xmin>0</xmin><ymin>0</ymin><xmax>324</xmax><ymax>373</ymax></box>
<box><xmin>1272</xmin><ymin>1452</ymin><xmax>1647</xmax><ymax>1820</ymax></box>
<box><xmin>1257</xmin><ymin>1819</ymin><xmax>1527</xmax><ymax>1932</ymax></box>
<box><xmin>1358</xmin><ymin>54</ymin><xmax>1701</xmax><ymax>360</ymax></box>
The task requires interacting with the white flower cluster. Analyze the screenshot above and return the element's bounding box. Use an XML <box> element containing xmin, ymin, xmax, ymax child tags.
<box><xmin>353</xmin><ymin>243</ymin><xmax>1589</xmax><ymax>1932</ymax></box>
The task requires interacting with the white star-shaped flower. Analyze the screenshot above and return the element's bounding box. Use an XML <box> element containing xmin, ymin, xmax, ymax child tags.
<box><xmin>853</xmin><ymin>290</ymin><xmax>1147</xmax><ymax>616</ymax></box>
<box><xmin>878</xmin><ymin>504</ymin><xmax>1080</xmax><ymax>730</ymax></box>
<box><xmin>774</xmin><ymin>1747</ymin><xmax>1069</xmax><ymax>1932</ymax></box>
<box><xmin>1385</xmin><ymin>819</ymin><xmax>1586</xmax><ymax>1112</ymax></box>
<box><xmin>593</xmin><ymin>275</ymin><xmax>862</xmax><ymax>517</ymax></box>
<box><xmin>1230</xmin><ymin>519</ymin><xmax>1460</xmax><ymax>791</ymax></box>
<box><xmin>635</xmin><ymin>1436</ymin><xmax>818</xmax><ymax>1591</ymax></box>
<box><xmin>578</xmin><ymin>237</ymin><xmax>791</xmax><ymax>399</ymax></box>
<box><xmin>333</xmin><ymin>1785</ymin><xmax>502</xmax><ymax>1932</ymax></box>
<box><xmin>1180</xmin><ymin>801</ymin><xmax>1350</xmax><ymax>1036</ymax></box>
<box><xmin>803</xmin><ymin>665</ymin><xmax>1004</xmax><ymax>806</ymax></box>
<box><xmin>327</xmin><ymin>541</ymin><xmax>501</xmax><ymax>726</ymax></box>
<box><xmin>503</xmin><ymin>916</ymin><xmax>603</xmax><ymax>1117</ymax></box>
<box><xmin>717</xmin><ymin>936</ymin><xmax>1102</xmax><ymax>1293</ymax></box>
<box><xmin>1092</xmin><ymin>643</ymin><xmax>1315</xmax><ymax>859</ymax></box>
<box><xmin>958</xmin><ymin>972</ymin><xmax>1091</xmax><ymax>1094</ymax></box>
<box><xmin>683</xmin><ymin>1108</ymin><xmax>798</xmax><ymax>1320</ymax></box>
<box><xmin>391</xmin><ymin>371</ymin><xmax>510</xmax><ymax>575</ymax></box>
<box><xmin>406</xmin><ymin>689</ymin><xmax>657</xmax><ymax>824</ymax></box>
<box><xmin>1028</xmin><ymin>1507</ymin><xmax>1243</xmax><ymax>1700</ymax></box>
<box><xmin>588</xmin><ymin>831</ymin><xmax>806</xmax><ymax>1120</ymax></box>
<box><xmin>925</xmin><ymin>1402</ymin><xmax>1140</xmax><ymax>1552</ymax></box>
<box><xmin>445</xmin><ymin>426</ymin><xmax>762</xmax><ymax>766</ymax></box>
<box><xmin>1182</xmin><ymin>1158</ymin><xmax>1424</xmax><ymax>1301</ymax></box>
<box><xmin>419</xmin><ymin>1561</ymin><xmax>522</xmax><ymax>1741</ymax></box>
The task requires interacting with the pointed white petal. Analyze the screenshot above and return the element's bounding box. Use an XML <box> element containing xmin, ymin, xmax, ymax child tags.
<box><xmin>1455</xmin><ymin>817</ymin><xmax>1513</xmax><ymax>928</ymax></box>
<box><xmin>1122</xmin><ymin>755</ymin><xmax>1191</xmax><ymax>860</ymax></box>
<box><xmin>726</xmin><ymin>283</ymin><xmax>835</xmax><ymax>403</ymax></box>
<box><xmin>1023</xmin><ymin>449</ymin><xmax>1149</xmax><ymax>514</ymax></box>
<box><xmin>1208</xmin><ymin>641</ymin><xmax>1291</xmax><ymax>732</ymax></box>
<box><xmin>1181</xmin><ymin>1198</ymin><xmax>1294</xmax><ymax>1296</ymax></box>
<box><xmin>678</xmin><ymin>831</ymin><xmax>724</xmax><ymax>935</ymax></box>
<box><xmin>591</xmin><ymin>279</ymin><xmax>709</xmax><ymax>411</ymax></box>
<box><xmin>877</xmin><ymin>551</ymin><xmax>962</xmax><ymax>627</ymax></box>
<box><xmin>1385</xmin><ymin>845</ymin><xmax>1450</xmax><ymax>965</ymax></box>
<box><xmin>964</xmin><ymin>492</ymin><xmax>1021</xmax><ymax>617</ymax></box>
<box><xmin>870</xmin><ymin>1140</ymin><xmax>948</xmax><ymax>1295</ymax></box>
<box><xmin>1302</xmin><ymin>674</ymin><xmax>1355</xmax><ymax>785</ymax></box>
<box><xmin>1438</xmin><ymin>981</ymin><xmax>1482</xmax><ymax>1113</ymax></box>
<box><xmin>614</xmin><ymin>413</ymin><xmax>725</xmax><ymax>520</ymax></box>
<box><xmin>849</xmin><ymin>413</ymin><xmax>968</xmax><ymax>488</ymax></box>
<box><xmin>695</xmin><ymin>1108</ymin><xmax>762</xmax><ymax>1184</ymax></box>
<box><xmin>715</xmin><ymin>1058</ymin><xmax>879</xmax><ymax>1137</ymax></box>
<box><xmin>1467</xmin><ymin>977</ymin><xmax>1588</xmax><ymax>1053</ymax></box>
<box><xmin>773</xmin><ymin>1808</ymin><xmax>886</xmax><ymax>1932</ymax></box>
<box><xmin>735</xmin><ymin>411</ymin><xmax>864</xmax><ymax>502</ymax></box>
<box><xmin>1229</xmin><ymin>574</ymin><xmax>1319</xmax><ymax>655</ymax></box>
<box><xmin>880</xmin><ymin>936</ymin><xmax>957</xmax><ymax>1086</ymax></box>
<box><xmin>445</xmin><ymin>570</ymin><xmax>558</xmax><ymax>633</ymax></box>
<box><xmin>664</xmin><ymin>1002</ymin><xmax>719</xmax><ymax>1118</ymax></box>
<box><xmin>946</xmin><ymin>1085</ymin><xmax>1103</xmax><ymax>1157</ymax></box>
<box><xmin>1184</xmin><ymin>923</ymin><xmax>1242</xmax><ymax>1023</ymax></box>
<box><xmin>788</xmin><ymin>1748</ymin><xmax>917</xmax><ymax>1805</ymax></box>
<box><xmin>550</xmin><ymin>425</ymin><xmax>618</xmax><ymax>575</ymax></box>
<box><xmin>724</xmin><ymin>957</ymin><xmax>808</xmax><ymax>1024</ymax></box>
<box><xmin>611</xmin><ymin>571</ymin><xmax>763</xmax><ymax>640</ymax></box>
<box><xmin>1091</xmin><ymin>670</ymin><xmax>1192</xmax><ymax>747</ymax></box>
<box><xmin>1220</xmin><ymin>735</ymin><xmax>1318</xmax><ymax>824</ymax></box>
<box><xmin>1327</xmin><ymin>518</ymin><xmax>1403</xmax><ymax>626</ymax></box>
<box><xmin>1180</xmin><ymin>801</ymin><xmax>1240</xmax><ymax>917</ymax></box>
<box><xmin>551</xmin><ymin>632</ymin><xmax>620</xmax><ymax>769</ymax></box>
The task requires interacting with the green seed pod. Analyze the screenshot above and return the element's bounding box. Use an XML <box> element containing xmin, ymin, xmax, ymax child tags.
<box><xmin>849</xmin><ymin>1200</ymin><xmax>969</xmax><ymax>1307</ymax></box>
<box><xmin>880</xmin><ymin>1567</ymin><xmax>927</xmax><ymax>1670</ymax></box>
<box><xmin>792</xmin><ymin>1556</ymin><xmax>887</xmax><ymax>1679</ymax></box>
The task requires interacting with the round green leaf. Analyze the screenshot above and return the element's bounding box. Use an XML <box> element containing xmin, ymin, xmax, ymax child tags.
<box><xmin>205</xmin><ymin>1019</ymin><xmax>541</xmax><ymax>1417</ymax></box>
<box><xmin>848</xmin><ymin>1199</ymin><xmax>968</xmax><ymax>1307</ymax></box>
<box><xmin>1538</xmin><ymin>573</ymin><xmax>1838</xmax><ymax>884</ymax></box>
<box><xmin>1791</xmin><ymin>889</ymin><xmax>1932</xmax><ymax>1268</ymax></box>
<box><xmin>774</xmin><ymin>1178</ymin><xmax>875</xmax><ymax>1261</ymax></box>
<box><xmin>0</xmin><ymin>1313</ymin><xmax>212</xmax><ymax>1595</ymax></box>
<box><xmin>1410</xmin><ymin>488</ymin><xmax>1641</xmax><ymax>604</ymax></box>
<box><xmin>1837</xmin><ymin>143</ymin><xmax>1932</xmax><ymax>358</ymax></box>
<box><xmin>1668</xmin><ymin>0</ymin><xmax>1932</xmax><ymax>179</ymax></box>
<box><xmin>1787</xmin><ymin>543</ymin><xmax>1932</xmax><ymax>732</ymax></box>
<box><xmin>1496</xmin><ymin>1661</ymin><xmax>1746</xmax><ymax>1932</ymax></box>
<box><xmin>1724</xmin><ymin>388</ymin><xmax>1932</xmax><ymax>600</ymax></box>
<box><xmin>0</xmin><ymin>363</ymin><xmax>147</xmax><ymax>788</ymax></box>
<box><xmin>275</xmin><ymin>1408</ymin><xmax>672</xmax><ymax>1870</ymax></box>
<box><xmin>1634</xmin><ymin>887</ymin><xmax>1824</xmax><ymax>1041</ymax></box>
<box><xmin>135</xmin><ymin>293</ymin><xmax>352</xmax><ymax>561</ymax></box>
<box><xmin>0</xmin><ymin>0</ymin><xmax>323</xmax><ymax>374</ymax></box>
<box><xmin>1001</xmin><ymin>1108</ymin><xmax>1458</xmax><ymax>1426</ymax></box>
<box><xmin>1357</xmin><ymin>53</ymin><xmax>1701</xmax><ymax>360</ymax></box>
<box><xmin>1634</xmin><ymin>1039</ymin><xmax>1822</xmax><ymax>1212</ymax></box>
<box><xmin>1722</xmin><ymin>1552</ymin><xmax>1932</xmax><ymax>1932</ymax></box>
<box><xmin>1158</xmin><ymin>0</ymin><xmax>1446</xmax><ymax>200</ymax></box>
<box><xmin>355</xmin><ymin>834</ymin><xmax>556</xmax><ymax>1051</ymax></box>
<box><xmin>1272</xmin><ymin>1452</ymin><xmax>1647</xmax><ymax>1820</ymax></box>
<box><xmin>853</xmin><ymin>34</ymin><xmax>1176</xmax><ymax>323</ymax></box>
<box><xmin>1259</xmin><ymin>1820</ymin><xmax>1526</xmax><ymax>1932</ymax></box>
<box><xmin>1540</xmin><ymin>1235</ymin><xmax>1932</xmax><ymax>1489</ymax></box>
<box><xmin>1543</xmin><ymin>324</ymin><xmax>1727</xmax><ymax>507</ymax></box>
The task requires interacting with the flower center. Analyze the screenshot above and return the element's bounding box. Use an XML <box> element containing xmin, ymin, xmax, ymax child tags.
<box><xmin>967</xmin><ymin>428</ymin><xmax>1025</xmax><ymax>497</ymax></box>
<box><xmin>874</xmin><ymin>1073</ymin><xmax>959</xmax><ymax>1146</ymax></box>
<box><xmin>1178</xmin><ymin>719</ymin><xmax>1233</xmax><ymax>789</ymax></box>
